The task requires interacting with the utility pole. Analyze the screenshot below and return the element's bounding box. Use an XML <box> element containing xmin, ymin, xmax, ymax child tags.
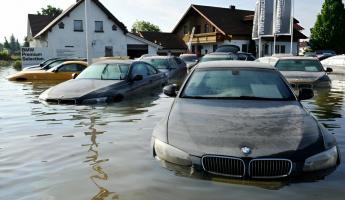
<box><xmin>85</xmin><ymin>0</ymin><xmax>92</xmax><ymax>65</ymax></box>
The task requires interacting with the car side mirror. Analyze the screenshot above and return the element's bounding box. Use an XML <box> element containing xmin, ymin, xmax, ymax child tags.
<box><xmin>298</xmin><ymin>88</ymin><xmax>314</xmax><ymax>101</ymax></box>
<box><xmin>132</xmin><ymin>74</ymin><xmax>143</xmax><ymax>82</ymax></box>
<box><xmin>72</xmin><ymin>73</ymin><xmax>78</xmax><ymax>79</ymax></box>
<box><xmin>163</xmin><ymin>84</ymin><xmax>178</xmax><ymax>97</ymax></box>
<box><xmin>326</xmin><ymin>67</ymin><xmax>333</xmax><ymax>73</ymax></box>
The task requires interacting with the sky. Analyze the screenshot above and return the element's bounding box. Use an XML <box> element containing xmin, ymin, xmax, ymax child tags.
<box><xmin>0</xmin><ymin>0</ymin><xmax>342</xmax><ymax>43</ymax></box>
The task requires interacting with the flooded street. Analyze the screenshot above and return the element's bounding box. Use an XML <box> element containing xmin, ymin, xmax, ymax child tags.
<box><xmin>0</xmin><ymin>66</ymin><xmax>344</xmax><ymax>200</ymax></box>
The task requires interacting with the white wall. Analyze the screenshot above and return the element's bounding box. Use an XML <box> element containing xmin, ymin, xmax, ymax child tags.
<box><xmin>44</xmin><ymin>0</ymin><xmax>128</xmax><ymax>59</ymax></box>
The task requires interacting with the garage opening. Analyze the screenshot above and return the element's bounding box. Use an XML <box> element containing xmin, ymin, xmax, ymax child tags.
<box><xmin>127</xmin><ymin>44</ymin><xmax>148</xmax><ymax>59</ymax></box>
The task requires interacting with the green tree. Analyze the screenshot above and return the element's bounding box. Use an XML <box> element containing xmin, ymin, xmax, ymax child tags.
<box><xmin>310</xmin><ymin>0</ymin><xmax>345</xmax><ymax>53</ymax></box>
<box><xmin>0</xmin><ymin>42</ymin><xmax>3</xmax><ymax>51</ymax></box>
<box><xmin>3</xmin><ymin>37</ymin><xmax>10</xmax><ymax>50</ymax></box>
<box><xmin>9</xmin><ymin>34</ymin><xmax>16</xmax><ymax>54</ymax></box>
<box><xmin>37</xmin><ymin>5</ymin><xmax>63</xmax><ymax>17</ymax></box>
<box><xmin>23</xmin><ymin>37</ymin><xmax>30</xmax><ymax>47</ymax></box>
<box><xmin>131</xmin><ymin>20</ymin><xmax>161</xmax><ymax>33</ymax></box>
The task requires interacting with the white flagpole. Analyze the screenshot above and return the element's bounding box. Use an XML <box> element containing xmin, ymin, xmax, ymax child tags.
<box><xmin>273</xmin><ymin>0</ymin><xmax>277</xmax><ymax>55</ymax></box>
<box><xmin>290</xmin><ymin>0</ymin><xmax>294</xmax><ymax>55</ymax></box>
<box><xmin>85</xmin><ymin>0</ymin><xmax>91</xmax><ymax>65</ymax></box>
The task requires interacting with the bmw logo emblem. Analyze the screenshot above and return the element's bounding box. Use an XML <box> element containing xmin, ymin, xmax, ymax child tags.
<box><xmin>241</xmin><ymin>147</ymin><xmax>252</xmax><ymax>156</ymax></box>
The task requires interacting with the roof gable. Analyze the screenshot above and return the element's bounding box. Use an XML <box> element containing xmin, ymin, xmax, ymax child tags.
<box><xmin>34</xmin><ymin>0</ymin><xmax>127</xmax><ymax>38</ymax></box>
<box><xmin>28</xmin><ymin>14</ymin><xmax>56</xmax><ymax>37</ymax></box>
<box><xmin>139</xmin><ymin>32</ymin><xmax>187</xmax><ymax>50</ymax></box>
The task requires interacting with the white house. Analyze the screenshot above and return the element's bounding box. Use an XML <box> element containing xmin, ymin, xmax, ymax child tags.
<box><xmin>27</xmin><ymin>0</ymin><xmax>161</xmax><ymax>61</ymax></box>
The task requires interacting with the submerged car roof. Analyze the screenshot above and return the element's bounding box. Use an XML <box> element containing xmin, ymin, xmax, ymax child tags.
<box><xmin>277</xmin><ymin>56</ymin><xmax>319</xmax><ymax>61</ymax></box>
<box><xmin>196</xmin><ymin>61</ymin><xmax>275</xmax><ymax>70</ymax></box>
<box><xmin>94</xmin><ymin>59</ymin><xmax>134</xmax><ymax>65</ymax></box>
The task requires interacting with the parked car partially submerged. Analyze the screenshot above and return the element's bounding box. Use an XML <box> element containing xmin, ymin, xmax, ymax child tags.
<box><xmin>152</xmin><ymin>61</ymin><xmax>340</xmax><ymax>179</ymax></box>
<box><xmin>23</xmin><ymin>58</ymin><xmax>87</xmax><ymax>71</ymax></box>
<box><xmin>140</xmin><ymin>56</ymin><xmax>187</xmax><ymax>85</ymax></box>
<box><xmin>321</xmin><ymin>55</ymin><xmax>345</xmax><ymax>74</ymax></box>
<box><xmin>39</xmin><ymin>60</ymin><xmax>168</xmax><ymax>104</ymax></box>
<box><xmin>274</xmin><ymin>57</ymin><xmax>332</xmax><ymax>89</ymax></box>
<box><xmin>180</xmin><ymin>54</ymin><xmax>199</xmax><ymax>70</ymax></box>
<box><xmin>7</xmin><ymin>61</ymin><xmax>88</xmax><ymax>82</ymax></box>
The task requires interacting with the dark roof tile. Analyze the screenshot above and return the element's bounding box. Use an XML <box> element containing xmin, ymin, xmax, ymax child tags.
<box><xmin>139</xmin><ymin>32</ymin><xmax>187</xmax><ymax>50</ymax></box>
<box><xmin>28</xmin><ymin>14</ymin><xmax>55</xmax><ymax>36</ymax></box>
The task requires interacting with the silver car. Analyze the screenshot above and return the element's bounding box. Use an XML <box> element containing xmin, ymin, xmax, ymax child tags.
<box><xmin>141</xmin><ymin>56</ymin><xmax>187</xmax><ymax>85</ymax></box>
<box><xmin>274</xmin><ymin>57</ymin><xmax>333</xmax><ymax>89</ymax></box>
<box><xmin>152</xmin><ymin>61</ymin><xmax>340</xmax><ymax>179</ymax></box>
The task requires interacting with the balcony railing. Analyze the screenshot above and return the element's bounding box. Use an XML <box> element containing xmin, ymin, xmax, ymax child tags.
<box><xmin>182</xmin><ymin>32</ymin><xmax>228</xmax><ymax>44</ymax></box>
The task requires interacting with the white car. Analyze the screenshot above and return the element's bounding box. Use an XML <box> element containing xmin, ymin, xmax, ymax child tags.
<box><xmin>321</xmin><ymin>55</ymin><xmax>345</xmax><ymax>74</ymax></box>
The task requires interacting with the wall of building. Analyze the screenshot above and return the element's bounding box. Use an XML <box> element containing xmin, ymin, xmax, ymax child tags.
<box><xmin>257</xmin><ymin>40</ymin><xmax>298</xmax><ymax>56</ymax></box>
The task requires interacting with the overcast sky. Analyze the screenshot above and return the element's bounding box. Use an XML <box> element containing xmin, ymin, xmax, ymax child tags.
<box><xmin>0</xmin><ymin>0</ymin><xmax>342</xmax><ymax>43</ymax></box>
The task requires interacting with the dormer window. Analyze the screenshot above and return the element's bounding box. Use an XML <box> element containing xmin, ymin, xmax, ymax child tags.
<box><xmin>58</xmin><ymin>22</ymin><xmax>65</xmax><ymax>29</ymax></box>
<box><xmin>95</xmin><ymin>21</ymin><xmax>104</xmax><ymax>32</ymax></box>
<box><xmin>112</xmin><ymin>24</ymin><xmax>117</xmax><ymax>31</ymax></box>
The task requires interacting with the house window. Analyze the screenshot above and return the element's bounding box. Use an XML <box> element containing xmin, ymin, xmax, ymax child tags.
<box><xmin>74</xmin><ymin>20</ymin><xmax>83</xmax><ymax>32</ymax></box>
<box><xmin>183</xmin><ymin>25</ymin><xmax>188</xmax><ymax>34</ymax></box>
<box><xmin>212</xmin><ymin>27</ymin><xmax>216</xmax><ymax>32</ymax></box>
<box><xmin>204</xmin><ymin>24</ymin><xmax>209</xmax><ymax>33</ymax></box>
<box><xmin>58</xmin><ymin>22</ymin><xmax>64</xmax><ymax>29</ymax></box>
<box><xmin>95</xmin><ymin>21</ymin><xmax>103</xmax><ymax>32</ymax></box>
<box><xmin>242</xmin><ymin>44</ymin><xmax>248</xmax><ymax>53</ymax></box>
<box><xmin>275</xmin><ymin>45</ymin><xmax>286</xmax><ymax>54</ymax></box>
<box><xmin>195</xmin><ymin>25</ymin><xmax>201</xmax><ymax>34</ymax></box>
<box><xmin>112</xmin><ymin>24</ymin><xmax>117</xmax><ymax>31</ymax></box>
<box><xmin>213</xmin><ymin>45</ymin><xmax>217</xmax><ymax>52</ymax></box>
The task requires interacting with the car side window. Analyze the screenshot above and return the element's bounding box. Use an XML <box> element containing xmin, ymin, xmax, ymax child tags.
<box><xmin>169</xmin><ymin>59</ymin><xmax>178</xmax><ymax>69</ymax></box>
<box><xmin>131</xmin><ymin>63</ymin><xmax>149</xmax><ymax>78</ymax></box>
<box><xmin>77</xmin><ymin>64</ymin><xmax>87</xmax><ymax>72</ymax></box>
<box><xmin>146</xmin><ymin>64</ymin><xmax>158</xmax><ymax>75</ymax></box>
<box><xmin>57</xmin><ymin>64</ymin><xmax>79</xmax><ymax>72</ymax></box>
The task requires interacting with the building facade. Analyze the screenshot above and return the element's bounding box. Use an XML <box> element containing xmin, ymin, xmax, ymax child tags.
<box><xmin>27</xmin><ymin>0</ymin><xmax>161</xmax><ymax>60</ymax></box>
<box><xmin>171</xmin><ymin>5</ymin><xmax>307</xmax><ymax>56</ymax></box>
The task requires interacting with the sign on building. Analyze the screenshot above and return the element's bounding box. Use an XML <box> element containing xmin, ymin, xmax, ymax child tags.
<box><xmin>21</xmin><ymin>47</ymin><xmax>52</xmax><ymax>67</ymax></box>
<box><xmin>274</xmin><ymin>0</ymin><xmax>292</xmax><ymax>35</ymax></box>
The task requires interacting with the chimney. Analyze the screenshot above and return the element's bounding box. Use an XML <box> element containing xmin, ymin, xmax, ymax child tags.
<box><xmin>230</xmin><ymin>5</ymin><xmax>236</xmax><ymax>10</ymax></box>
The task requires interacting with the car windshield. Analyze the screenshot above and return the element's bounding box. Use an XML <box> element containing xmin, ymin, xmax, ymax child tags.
<box><xmin>43</xmin><ymin>60</ymin><xmax>64</xmax><ymax>70</ymax></box>
<box><xmin>77</xmin><ymin>63</ymin><xmax>129</xmax><ymax>80</ymax></box>
<box><xmin>200</xmin><ymin>54</ymin><xmax>237</xmax><ymax>63</ymax></box>
<box><xmin>143</xmin><ymin>58</ymin><xmax>170</xmax><ymax>69</ymax></box>
<box><xmin>181</xmin><ymin>68</ymin><xmax>295</xmax><ymax>100</ymax></box>
<box><xmin>180</xmin><ymin>55</ymin><xmax>198</xmax><ymax>62</ymax></box>
<box><xmin>275</xmin><ymin>60</ymin><xmax>324</xmax><ymax>72</ymax></box>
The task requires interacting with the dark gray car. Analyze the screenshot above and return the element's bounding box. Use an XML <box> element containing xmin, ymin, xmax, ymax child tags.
<box><xmin>275</xmin><ymin>57</ymin><xmax>333</xmax><ymax>89</ymax></box>
<box><xmin>141</xmin><ymin>56</ymin><xmax>187</xmax><ymax>85</ymax></box>
<box><xmin>151</xmin><ymin>61</ymin><xmax>340</xmax><ymax>179</ymax></box>
<box><xmin>39</xmin><ymin>60</ymin><xmax>168</xmax><ymax>104</ymax></box>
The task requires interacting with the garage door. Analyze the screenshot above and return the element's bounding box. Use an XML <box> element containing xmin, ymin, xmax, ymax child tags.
<box><xmin>127</xmin><ymin>44</ymin><xmax>148</xmax><ymax>59</ymax></box>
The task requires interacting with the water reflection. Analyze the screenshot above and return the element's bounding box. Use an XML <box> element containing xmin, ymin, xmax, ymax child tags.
<box><xmin>84</xmin><ymin>116</ymin><xmax>119</xmax><ymax>200</ymax></box>
<box><xmin>312</xmin><ymin>87</ymin><xmax>344</xmax><ymax>120</ymax></box>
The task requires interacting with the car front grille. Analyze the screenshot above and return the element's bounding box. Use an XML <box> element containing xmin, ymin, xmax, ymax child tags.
<box><xmin>201</xmin><ymin>155</ymin><xmax>293</xmax><ymax>179</ymax></box>
<box><xmin>201</xmin><ymin>156</ymin><xmax>245</xmax><ymax>178</ymax></box>
<box><xmin>249</xmin><ymin>159</ymin><xmax>293</xmax><ymax>178</ymax></box>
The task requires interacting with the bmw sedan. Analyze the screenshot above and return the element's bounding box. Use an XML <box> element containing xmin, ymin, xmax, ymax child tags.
<box><xmin>151</xmin><ymin>61</ymin><xmax>340</xmax><ymax>179</ymax></box>
<box><xmin>275</xmin><ymin>57</ymin><xmax>333</xmax><ymax>89</ymax></box>
<box><xmin>39</xmin><ymin>60</ymin><xmax>168</xmax><ymax>104</ymax></box>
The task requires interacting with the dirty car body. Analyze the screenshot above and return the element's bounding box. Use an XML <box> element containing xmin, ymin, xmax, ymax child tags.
<box><xmin>275</xmin><ymin>57</ymin><xmax>332</xmax><ymax>89</ymax></box>
<box><xmin>39</xmin><ymin>60</ymin><xmax>168</xmax><ymax>104</ymax></box>
<box><xmin>152</xmin><ymin>61</ymin><xmax>340</xmax><ymax>179</ymax></box>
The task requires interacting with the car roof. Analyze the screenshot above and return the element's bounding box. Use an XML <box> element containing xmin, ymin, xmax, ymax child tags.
<box><xmin>61</xmin><ymin>61</ymin><xmax>88</xmax><ymax>65</ymax></box>
<box><xmin>142</xmin><ymin>56</ymin><xmax>173</xmax><ymax>59</ymax></box>
<box><xmin>196</xmin><ymin>61</ymin><xmax>275</xmax><ymax>70</ymax></box>
<box><xmin>94</xmin><ymin>59</ymin><xmax>134</xmax><ymax>65</ymax></box>
<box><xmin>277</xmin><ymin>56</ymin><xmax>319</xmax><ymax>61</ymax></box>
<box><xmin>204</xmin><ymin>52</ymin><xmax>235</xmax><ymax>56</ymax></box>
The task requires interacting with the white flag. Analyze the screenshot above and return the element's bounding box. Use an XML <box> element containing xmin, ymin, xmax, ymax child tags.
<box><xmin>274</xmin><ymin>0</ymin><xmax>292</xmax><ymax>35</ymax></box>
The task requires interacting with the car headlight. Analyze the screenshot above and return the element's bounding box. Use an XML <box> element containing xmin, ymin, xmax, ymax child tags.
<box><xmin>303</xmin><ymin>146</ymin><xmax>338</xmax><ymax>172</ymax></box>
<box><xmin>154</xmin><ymin>139</ymin><xmax>192</xmax><ymax>166</ymax></box>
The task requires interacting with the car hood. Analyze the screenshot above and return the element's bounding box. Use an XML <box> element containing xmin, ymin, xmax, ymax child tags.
<box><xmin>280</xmin><ymin>71</ymin><xmax>325</xmax><ymax>83</ymax></box>
<box><xmin>167</xmin><ymin>99</ymin><xmax>323</xmax><ymax>159</ymax></box>
<box><xmin>42</xmin><ymin>79</ymin><xmax>122</xmax><ymax>99</ymax></box>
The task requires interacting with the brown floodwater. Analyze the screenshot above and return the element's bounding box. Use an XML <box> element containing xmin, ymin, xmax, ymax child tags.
<box><xmin>0</xmin><ymin>66</ymin><xmax>344</xmax><ymax>200</ymax></box>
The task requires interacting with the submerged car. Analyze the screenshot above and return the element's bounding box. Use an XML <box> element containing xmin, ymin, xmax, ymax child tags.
<box><xmin>23</xmin><ymin>58</ymin><xmax>86</xmax><ymax>71</ymax></box>
<box><xmin>274</xmin><ymin>57</ymin><xmax>333</xmax><ymax>89</ymax></box>
<box><xmin>152</xmin><ymin>61</ymin><xmax>340</xmax><ymax>179</ymax></box>
<box><xmin>141</xmin><ymin>56</ymin><xmax>187</xmax><ymax>85</ymax></box>
<box><xmin>23</xmin><ymin>57</ymin><xmax>60</xmax><ymax>71</ymax></box>
<box><xmin>180</xmin><ymin>54</ymin><xmax>199</xmax><ymax>70</ymax></box>
<box><xmin>39</xmin><ymin>60</ymin><xmax>168</xmax><ymax>104</ymax></box>
<box><xmin>7</xmin><ymin>61</ymin><xmax>88</xmax><ymax>82</ymax></box>
<box><xmin>199</xmin><ymin>52</ymin><xmax>238</xmax><ymax>63</ymax></box>
<box><xmin>321</xmin><ymin>55</ymin><xmax>345</xmax><ymax>74</ymax></box>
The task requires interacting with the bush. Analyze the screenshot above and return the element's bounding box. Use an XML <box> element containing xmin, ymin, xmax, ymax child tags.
<box><xmin>0</xmin><ymin>51</ymin><xmax>10</xmax><ymax>60</ymax></box>
<box><xmin>13</xmin><ymin>60</ymin><xmax>22</xmax><ymax>69</ymax></box>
